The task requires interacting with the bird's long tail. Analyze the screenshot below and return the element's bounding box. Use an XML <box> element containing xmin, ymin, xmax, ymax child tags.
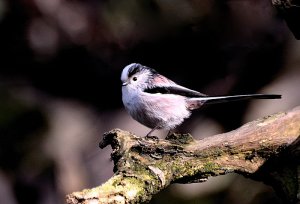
<box><xmin>202</xmin><ymin>94</ymin><xmax>281</xmax><ymax>104</ymax></box>
<box><xmin>187</xmin><ymin>94</ymin><xmax>281</xmax><ymax>110</ymax></box>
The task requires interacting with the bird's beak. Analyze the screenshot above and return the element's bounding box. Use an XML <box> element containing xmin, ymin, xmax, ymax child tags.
<box><xmin>122</xmin><ymin>81</ymin><xmax>128</xmax><ymax>86</ymax></box>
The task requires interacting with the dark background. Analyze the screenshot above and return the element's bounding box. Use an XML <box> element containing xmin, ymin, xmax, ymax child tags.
<box><xmin>0</xmin><ymin>0</ymin><xmax>299</xmax><ymax>203</ymax></box>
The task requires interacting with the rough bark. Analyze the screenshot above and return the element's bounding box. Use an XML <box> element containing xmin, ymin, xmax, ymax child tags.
<box><xmin>272</xmin><ymin>0</ymin><xmax>300</xmax><ymax>39</ymax></box>
<box><xmin>66</xmin><ymin>106</ymin><xmax>300</xmax><ymax>204</ymax></box>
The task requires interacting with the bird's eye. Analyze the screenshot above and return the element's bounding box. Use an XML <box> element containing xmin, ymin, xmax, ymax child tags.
<box><xmin>132</xmin><ymin>77</ymin><xmax>137</xmax><ymax>81</ymax></box>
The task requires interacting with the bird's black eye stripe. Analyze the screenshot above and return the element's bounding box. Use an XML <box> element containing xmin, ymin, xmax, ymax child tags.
<box><xmin>128</xmin><ymin>66</ymin><xmax>140</xmax><ymax>78</ymax></box>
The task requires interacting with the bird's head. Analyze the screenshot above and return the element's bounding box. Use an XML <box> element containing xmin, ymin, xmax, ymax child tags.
<box><xmin>121</xmin><ymin>63</ymin><xmax>157</xmax><ymax>90</ymax></box>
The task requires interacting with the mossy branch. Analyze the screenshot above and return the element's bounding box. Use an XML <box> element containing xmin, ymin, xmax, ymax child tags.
<box><xmin>66</xmin><ymin>106</ymin><xmax>300</xmax><ymax>204</ymax></box>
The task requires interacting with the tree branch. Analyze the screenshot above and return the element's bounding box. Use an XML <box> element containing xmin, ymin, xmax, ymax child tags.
<box><xmin>66</xmin><ymin>106</ymin><xmax>300</xmax><ymax>204</ymax></box>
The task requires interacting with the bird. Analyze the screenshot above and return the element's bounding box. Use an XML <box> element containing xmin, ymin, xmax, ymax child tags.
<box><xmin>121</xmin><ymin>63</ymin><xmax>281</xmax><ymax>136</ymax></box>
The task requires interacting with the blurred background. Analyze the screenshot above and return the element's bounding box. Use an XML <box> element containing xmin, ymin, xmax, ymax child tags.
<box><xmin>0</xmin><ymin>0</ymin><xmax>299</xmax><ymax>203</ymax></box>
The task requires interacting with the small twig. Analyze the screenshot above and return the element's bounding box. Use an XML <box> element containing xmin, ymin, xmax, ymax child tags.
<box><xmin>272</xmin><ymin>0</ymin><xmax>300</xmax><ymax>39</ymax></box>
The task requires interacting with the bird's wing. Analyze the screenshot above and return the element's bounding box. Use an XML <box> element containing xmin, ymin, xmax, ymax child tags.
<box><xmin>144</xmin><ymin>74</ymin><xmax>206</xmax><ymax>97</ymax></box>
<box><xmin>144</xmin><ymin>84</ymin><xmax>207</xmax><ymax>98</ymax></box>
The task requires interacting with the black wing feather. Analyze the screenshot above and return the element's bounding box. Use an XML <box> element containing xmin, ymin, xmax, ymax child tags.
<box><xmin>144</xmin><ymin>86</ymin><xmax>206</xmax><ymax>97</ymax></box>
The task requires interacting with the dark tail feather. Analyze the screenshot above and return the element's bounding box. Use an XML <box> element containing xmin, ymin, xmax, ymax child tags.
<box><xmin>202</xmin><ymin>94</ymin><xmax>281</xmax><ymax>105</ymax></box>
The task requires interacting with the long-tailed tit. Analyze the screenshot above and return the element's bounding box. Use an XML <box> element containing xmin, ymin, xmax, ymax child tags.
<box><xmin>121</xmin><ymin>63</ymin><xmax>281</xmax><ymax>136</ymax></box>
